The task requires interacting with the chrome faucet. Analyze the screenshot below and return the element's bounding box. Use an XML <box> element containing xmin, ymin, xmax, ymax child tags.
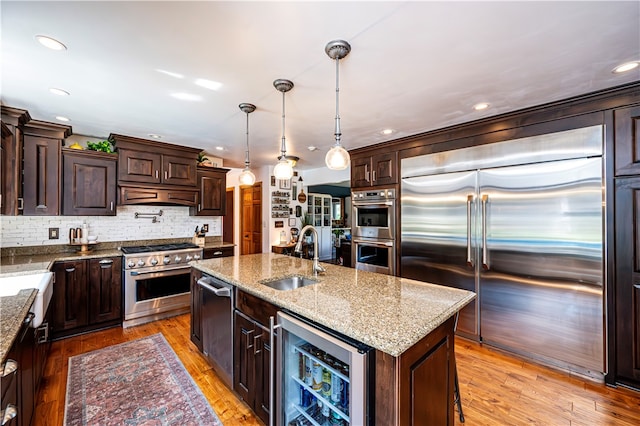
<box><xmin>295</xmin><ymin>225</ymin><xmax>326</xmax><ymax>276</ymax></box>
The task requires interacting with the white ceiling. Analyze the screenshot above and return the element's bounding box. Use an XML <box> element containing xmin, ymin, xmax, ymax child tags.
<box><xmin>2</xmin><ymin>1</ymin><xmax>639</xmax><ymax>170</ymax></box>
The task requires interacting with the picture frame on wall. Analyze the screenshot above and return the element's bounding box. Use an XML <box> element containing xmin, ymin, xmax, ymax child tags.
<box><xmin>279</xmin><ymin>179</ymin><xmax>291</xmax><ymax>190</ymax></box>
<box><xmin>292</xmin><ymin>183</ymin><xmax>297</xmax><ymax>200</ymax></box>
<box><xmin>270</xmin><ymin>175</ymin><xmax>276</xmax><ymax>186</ymax></box>
<box><xmin>288</xmin><ymin>218</ymin><xmax>297</xmax><ymax>226</ymax></box>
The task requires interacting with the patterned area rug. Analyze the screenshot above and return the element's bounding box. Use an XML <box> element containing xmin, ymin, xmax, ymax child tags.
<box><xmin>64</xmin><ymin>333</ymin><xmax>222</xmax><ymax>426</ymax></box>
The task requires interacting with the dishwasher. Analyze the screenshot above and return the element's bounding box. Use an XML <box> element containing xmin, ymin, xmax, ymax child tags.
<box><xmin>197</xmin><ymin>274</ymin><xmax>234</xmax><ymax>388</ymax></box>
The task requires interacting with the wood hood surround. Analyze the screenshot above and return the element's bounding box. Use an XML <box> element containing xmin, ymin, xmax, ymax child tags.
<box><xmin>110</xmin><ymin>133</ymin><xmax>202</xmax><ymax>207</ymax></box>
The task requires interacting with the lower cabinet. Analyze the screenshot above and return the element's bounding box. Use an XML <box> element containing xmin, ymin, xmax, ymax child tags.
<box><xmin>202</xmin><ymin>246</ymin><xmax>234</xmax><ymax>259</ymax></box>
<box><xmin>233</xmin><ymin>290</ymin><xmax>277</xmax><ymax>426</ymax></box>
<box><xmin>52</xmin><ymin>256</ymin><xmax>122</xmax><ymax>339</ymax></box>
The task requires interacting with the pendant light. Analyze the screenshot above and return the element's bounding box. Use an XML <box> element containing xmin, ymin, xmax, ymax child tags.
<box><xmin>238</xmin><ymin>103</ymin><xmax>256</xmax><ymax>186</ymax></box>
<box><xmin>273</xmin><ymin>79</ymin><xmax>294</xmax><ymax>180</ymax></box>
<box><xmin>325</xmin><ymin>39</ymin><xmax>351</xmax><ymax>170</ymax></box>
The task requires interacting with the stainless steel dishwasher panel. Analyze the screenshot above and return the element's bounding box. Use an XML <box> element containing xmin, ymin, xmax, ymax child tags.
<box><xmin>198</xmin><ymin>275</ymin><xmax>234</xmax><ymax>388</ymax></box>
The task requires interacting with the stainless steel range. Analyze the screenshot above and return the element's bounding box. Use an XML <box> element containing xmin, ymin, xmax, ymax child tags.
<box><xmin>122</xmin><ymin>242</ymin><xmax>202</xmax><ymax>328</ymax></box>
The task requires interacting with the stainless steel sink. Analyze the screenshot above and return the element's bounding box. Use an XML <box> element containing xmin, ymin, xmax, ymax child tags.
<box><xmin>260</xmin><ymin>275</ymin><xmax>318</xmax><ymax>291</ymax></box>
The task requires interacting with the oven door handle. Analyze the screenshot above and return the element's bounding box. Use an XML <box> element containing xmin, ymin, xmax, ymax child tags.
<box><xmin>129</xmin><ymin>266</ymin><xmax>190</xmax><ymax>276</ymax></box>
<box><xmin>353</xmin><ymin>201</ymin><xmax>393</xmax><ymax>207</ymax></box>
<box><xmin>197</xmin><ymin>278</ymin><xmax>231</xmax><ymax>298</ymax></box>
<box><xmin>353</xmin><ymin>239</ymin><xmax>394</xmax><ymax>247</ymax></box>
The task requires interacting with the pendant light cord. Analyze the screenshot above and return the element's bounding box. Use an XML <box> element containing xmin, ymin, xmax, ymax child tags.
<box><xmin>334</xmin><ymin>56</ymin><xmax>341</xmax><ymax>146</ymax></box>
<box><xmin>280</xmin><ymin>90</ymin><xmax>287</xmax><ymax>157</ymax></box>
<box><xmin>244</xmin><ymin>111</ymin><xmax>251</xmax><ymax>167</ymax></box>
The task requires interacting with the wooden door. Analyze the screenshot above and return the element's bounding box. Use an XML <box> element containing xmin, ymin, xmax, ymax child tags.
<box><xmin>22</xmin><ymin>135</ymin><xmax>60</xmax><ymax>215</ymax></box>
<box><xmin>52</xmin><ymin>260</ymin><xmax>88</xmax><ymax>332</ymax></box>
<box><xmin>223</xmin><ymin>187</ymin><xmax>234</xmax><ymax>243</ymax></box>
<box><xmin>62</xmin><ymin>150</ymin><xmax>117</xmax><ymax>216</ymax></box>
<box><xmin>88</xmin><ymin>257</ymin><xmax>122</xmax><ymax>324</ymax></box>
<box><xmin>614</xmin><ymin>176</ymin><xmax>640</xmax><ymax>388</ymax></box>
<box><xmin>241</xmin><ymin>182</ymin><xmax>262</xmax><ymax>255</ymax></box>
<box><xmin>614</xmin><ymin>105</ymin><xmax>640</xmax><ymax>176</ymax></box>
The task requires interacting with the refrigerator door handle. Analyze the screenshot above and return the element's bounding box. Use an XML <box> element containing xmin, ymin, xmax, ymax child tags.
<box><xmin>466</xmin><ymin>194</ymin><xmax>474</xmax><ymax>268</ymax></box>
<box><xmin>481</xmin><ymin>193</ymin><xmax>489</xmax><ymax>270</ymax></box>
<box><xmin>269</xmin><ymin>315</ymin><xmax>280</xmax><ymax>426</ymax></box>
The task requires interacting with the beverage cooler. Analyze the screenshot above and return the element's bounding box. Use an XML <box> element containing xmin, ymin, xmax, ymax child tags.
<box><xmin>275</xmin><ymin>311</ymin><xmax>373</xmax><ymax>426</ymax></box>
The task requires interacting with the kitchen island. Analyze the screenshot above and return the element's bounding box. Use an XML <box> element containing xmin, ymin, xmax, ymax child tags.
<box><xmin>191</xmin><ymin>253</ymin><xmax>475</xmax><ymax>425</ymax></box>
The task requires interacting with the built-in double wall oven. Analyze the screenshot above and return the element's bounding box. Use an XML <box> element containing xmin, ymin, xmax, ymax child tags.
<box><xmin>351</xmin><ymin>188</ymin><xmax>396</xmax><ymax>275</ymax></box>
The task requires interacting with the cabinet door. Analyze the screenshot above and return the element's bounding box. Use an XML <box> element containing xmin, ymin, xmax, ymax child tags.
<box><xmin>117</xmin><ymin>148</ymin><xmax>161</xmax><ymax>184</ymax></box>
<box><xmin>614</xmin><ymin>105</ymin><xmax>640</xmax><ymax>176</ymax></box>
<box><xmin>351</xmin><ymin>156</ymin><xmax>372</xmax><ymax>188</ymax></box>
<box><xmin>88</xmin><ymin>257</ymin><xmax>122</xmax><ymax>324</ymax></box>
<box><xmin>52</xmin><ymin>261</ymin><xmax>88</xmax><ymax>332</ymax></box>
<box><xmin>234</xmin><ymin>311</ymin><xmax>255</xmax><ymax>406</ymax></box>
<box><xmin>371</xmin><ymin>151</ymin><xmax>397</xmax><ymax>186</ymax></box>
<box><xmin>22</xmin><ymin>135</ymin><xmax>60</xmax><ymax>215</ymax></box>
<box><xmin>62</xmin><ymin>151</ymin><xmax>117</xmax><ymax>215</ymax></box>
<box><xmin>615</xmin><ymin>176</ymin><xmax>640</xmax><ymax>388</ymax></box>
<box><xmin>162</xmin><ymin>154</ymin><xmax>197</xmax><ymax>186</ymax></box>
<box><xmin>190</xmin><ymin>269</ymin><xmax>203</xmax><ymax>351</ymax></box>
<box><xmin>254</xmin><ymin>323</ymin><xmax>272</xmax><ymax>426</ymax></box>
<box><xmin>193</xmin><ymin>168</ymin><xmax>227</xmax><ymax>216</ymax></box>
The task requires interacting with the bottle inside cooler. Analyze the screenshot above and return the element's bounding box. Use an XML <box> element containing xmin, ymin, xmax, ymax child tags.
<box><xmin>285</xmin><ymin>340</ymin><xmax>351</xmax><ymax>426</ymax></box>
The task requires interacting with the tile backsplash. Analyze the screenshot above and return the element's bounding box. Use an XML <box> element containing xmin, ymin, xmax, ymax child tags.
<box><xmin>0</xmin><ymin>206</ymin><xmax>222</xmax><ymax>248</ymax></box>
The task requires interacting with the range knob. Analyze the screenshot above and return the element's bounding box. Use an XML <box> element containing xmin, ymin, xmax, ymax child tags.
<box><xmin>193</xmin><ymin>254</ymin><xmax>201</xmax><ymax>260</ymax></box>
<box><xmin>150</xmin><ymin>258</ymin><xmax>159</xmax><ymax>266</ymax></box>
<box><xmin>137</xmin><ymin>259</ymin><xmax>145</xmax><ymax>267</ymax></box>
<box><xmin>127</xmin><ymin>260</ymin><xmax>135</xmax><ymax>268</ymax></box>
<box><xmin>174</xmin><ymin>255</ymin><xmax>182</xmax><ymax>263</ymax></box>
<box><xmin>163</xmin><ymin>256</ymin><xmax>171</xmax><ymax>265</ymax></box>
<box><xmin>185</xmin><ymin>255</ymin><xmax>193</xmax><ymax>262</ymax></box>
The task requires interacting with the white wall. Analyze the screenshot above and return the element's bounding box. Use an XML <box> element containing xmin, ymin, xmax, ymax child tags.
<box><xmin>0</xmin><ymin>206</ymin><xmax>221</xmax><ymax>248</ymax></box>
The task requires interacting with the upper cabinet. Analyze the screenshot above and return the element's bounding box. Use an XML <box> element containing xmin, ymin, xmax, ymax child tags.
<box><xmin>1</xmin><ymin>106</ymin><xmax>30</xmax><ymax>215</ymax></box>
<box><xmin>21</xmin><ymin>119</ymin><xmax>72</xmax><ymax>216</ymax></box>
<box><xmin>110</xmin><ymin>134</ymin><xmax>201</xmax><ymax>206</ymax></box>
<box><xmin>62</xmin><ymin>149</ymin><xmax>117</xmax><ymax>216</ymax></box>
<box><xmin>190</xmin><ymin>166</ymin><xmax>229</xmax><ymax>216</ymax></box>
<box><xmin>351</xmin><ymin>151</ymin><xmax>397</xmax><ymax>188</ymax></box>
<box><xmin>614</xmin><ymin>105</ymin><xmax>640</xmax><ymax>176</ymax></box>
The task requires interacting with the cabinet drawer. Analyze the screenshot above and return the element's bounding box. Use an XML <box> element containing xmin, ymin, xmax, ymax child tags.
<box><xmin>203</xmin><ymin>246</ymin><xmax>234</xmax><ymax>259</ymax></box>
<box><xmin>236</xmin><ymin>290</ymin><xmax>278</xmax><ymax>327</ymax></box>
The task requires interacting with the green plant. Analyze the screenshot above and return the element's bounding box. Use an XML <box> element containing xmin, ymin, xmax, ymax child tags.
<box><xmin>300</xmin><ymin>212</ymin><xmax>313</xmax><ymax>227</ymax></box>
<box><xmin>86</xmin><ymin>140</ymin><xmax>114</xmax><ymax>153</ymax></box>
<box><xmin>197</xmin><ymin>152</ymin><xmax>209</xmax><ymax>163</ymax></box>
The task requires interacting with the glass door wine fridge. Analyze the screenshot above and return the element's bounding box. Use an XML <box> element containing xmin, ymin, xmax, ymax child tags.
<box><xmin>276</xmin><ymin>311</ymin><xmax>373</xmax><ymax>426</ymax></box>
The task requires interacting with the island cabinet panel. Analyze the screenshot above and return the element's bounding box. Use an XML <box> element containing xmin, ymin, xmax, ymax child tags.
<box><xmin>233</xmin><ymin>289</ymin><xmax>277</xmax><ymax>426</ymax></box>
<box><xmin>62</xmin><ymin>150</ymin><xmax>117</xmax><ymax>215</ymax></box>
<box><xmin>190</xmin><ymin>268</ymin><xmax>203</xmax><ymax>351</ymax></box>
<box><xmin>614</xmin><ymin>176</ymin><xmax>640</xmax><ymax>389</ymax></box>
<box><xmin>375</xmin><ymin>315</ymin><xmax>456</xmax><ymax>426</ymax></box>
<box><xmin>351</xmin><ymin>151</ymin><xmax>397</xmax><ymax>188</ymax></box>
<box><xmin>614</xmin><ymin>105</ymin><xmax>640</xmax><ymax>176</ymax></box>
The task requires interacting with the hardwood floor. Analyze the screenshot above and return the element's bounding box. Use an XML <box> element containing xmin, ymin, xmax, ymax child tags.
<box><xmin>33</xmin><ymin>314</ymin><xmax>640</xmax><ymax>425</ymax></box>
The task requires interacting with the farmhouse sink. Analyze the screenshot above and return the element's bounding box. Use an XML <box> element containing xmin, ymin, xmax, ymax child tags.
<box><xmin>260</xmin><ymin>275</ymin><xmax>318</xmax><ymax>291</ymax></box>
<box><xmin>0</xmin><ymin>272</ymin><xmax>53</xmax><ymax>328</ymax></box>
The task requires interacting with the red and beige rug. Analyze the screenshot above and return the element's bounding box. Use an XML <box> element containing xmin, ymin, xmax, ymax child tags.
<box><xmin>64</xmin><ymin>333</ymin><xmax>221</xmax><ymax>426</ymax></box>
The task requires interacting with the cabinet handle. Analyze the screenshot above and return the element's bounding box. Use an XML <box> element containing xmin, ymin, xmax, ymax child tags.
<box><xmin>18</xmin><ymin>198</ymin><xmax>24</xmax><ymax>211</ymax></box>
<box><xmin>164</xmin><ymin>170</ymin><xmax>168</xmax><ymax>180</ymax></box>
<box><xmin>372</xmin><ymin>170</ymin><xmax>376</xmax><ymax>182</ymax></box>
<box><xmin>110</xmin><ymin>201</ymin><xmax>114</xmax><ymax>211</ymax></box>
<box><xmin>155</xmin><ymin>170</ymin><xmax>159</xmax><ymax>179</ymax></box>
<box><xmin>364</xmin><ymin>164</ymin><xmax>370</xmax><ymax>183</ymax></box>
<box><xmin>1</xmin><ymin>405</ymin><xmax>18</xmax><ymax>425</ymax></box>
<box><xmin>245</xmin><ymin>329</ymin><xmax>255</xmax><ymax>350</ymax></box>
<box><xmin>37</xmin><ymin>322</ymin><xmax>49</xmax><ymax>344</ymax></box>
<box><xmin>254</xmin><ymin>334</ymin><xmax>262</xmax><ymax>355</ymax></box>
<box><xmin>213</xmin><ymin>251</ymin><xmax>222</xmax><ymax>256</ymax></box>
<box><xmin>99</xmin><ymin>259</ymin><xmax>113</xmax><ymax>265</ymax></box>
<box><xmin>1</xmin><ymin>359</ymin><xmax>18</xmax><ymax>377</ymax></box>
<box><xmin>65</xmin><ymin>267</ymin><xmax>76</xmax><ymax>273</ymax></box>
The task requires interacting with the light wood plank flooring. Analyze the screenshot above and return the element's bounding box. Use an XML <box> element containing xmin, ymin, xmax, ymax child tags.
<box><xmin>33</xmin><ymin>314</ymin><xmax>640</xmax><ymax>425</ymax></box>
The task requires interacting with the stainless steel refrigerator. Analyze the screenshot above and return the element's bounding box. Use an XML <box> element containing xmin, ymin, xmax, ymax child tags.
<box><xmin>400</xmin><ymin>125</ymin><xmax>605</xmax><ymax>377</ymax></box>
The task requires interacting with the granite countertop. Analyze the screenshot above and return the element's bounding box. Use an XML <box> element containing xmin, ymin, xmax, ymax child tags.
<box><xmin>0</xmin><ymin>249</ymin><xmax>123</xmax><ymax>275</ymax></box>
<box><xmin>191</xmin><ymin>253</ymin><xmax>475</xmax><ymax>357</ymax></box>
<box><xmin>0</xmin><ymin>289</ymin><xmax>37</xmax><ymax>363</ymax></box>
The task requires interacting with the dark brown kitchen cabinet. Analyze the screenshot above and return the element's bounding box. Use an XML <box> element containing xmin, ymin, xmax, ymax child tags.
<box><xmin>614</xmin><ymin>105</ymin><xmax>640</xmax><ymax>176</ymax></box>
<box><xmin>1</xmin><ymin>106</ymin><xmax>29</xmax><ymax>216</ymax></box>
<box><xmin>203</xmin><ymin>246</ymin><xmax>234</xmax><ymax>259</ymax></box>
<box><xmin>190</xmin><ymin>167</ymin><xmax>228</xmax><ymax>216</ymax></box>
<box><xmin>234</xmin><ymin>290</ymin><xmax>276</xmax><ymax>426</ymax></box>
<box><xmin>614</xmin><ymin>176</ymin><xmax>640</xmax><ymax>389</ymax></box>
<box><xmin>21</xmin><ymin>120</ymin><xmax>72</xmax><ymax>216</ymax></box>
<box><xmin>190</xmin><ymin>268</ymin><xmax>203</xmax><ymax>351</ymax></box>
<box><xmin>351</xmin><ymin>151</ymin><xmax>397</xmax><ymax>188</ymax></box>
<box><xmin>52</xmin><ymin>256</ymin><xmax>122</xmax><ymax>339</ymax></box>
<box><xmin>62</xmin><ymin>149</ymin><xmax>117</xmax><ymax>216</ymax></box>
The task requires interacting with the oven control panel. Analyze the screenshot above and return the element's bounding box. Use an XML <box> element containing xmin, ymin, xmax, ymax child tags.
<box><xmin>352</xmin><ymin>188</ymin><xmax>395</xmax><ymax>200</ymax></box>
<box><xmin>124</xmin><ymin>249</ymin><xmax>203</xmax><ymax>269</ymax></box>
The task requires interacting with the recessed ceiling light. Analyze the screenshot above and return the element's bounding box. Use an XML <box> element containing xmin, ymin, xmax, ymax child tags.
<box><xmin>195</xmin><ymin>78</ymin><xmax>223</xmax><ymax>91</ymax></box>
<box><xmin>307</xmin><ymin>146</ymin><xmax>318</xmax><ymax>152</ymax></box>
<box><xmin>215</xmin><ymin>146</ymin><xmax>224</xmax><ymax>151</ymax></box>
<box><xmin>49</xmin><ymin>88</ymin><xmax>70</xmax><ymax>96</ymax></box>
<box><xmin>148</xmin><ymin>134</ymin><xmax>162</xmax><ymax>139</ymax></box>
<box><xmin>473</xmin><ymin>102</ymin><xmax>490</xmax><ymax>111</ymax></box>
<box><xmin>156</xmin><ymin>69</ymin><xmax>184</xmax><ymax>79</ymax></box>
<box><xmin>170</xmin><ymin>92</ymin><xmax>202</xmax><ymax>101</ymax></box>
<box><xmin>55</xmin><ymin>116</ymin><xmax>70</xmax><ymax>122</ymax></box>
<box><xmin>35</xmin><ymin>35</ymin><xmax>66</xmax><ymax>51</ymax></box>
<box><xmin>381</xmin><ymin>129</ymin><xmax>395</xmax><ymax>135</ymax></box>
<box><xmin>613</xmin><ymin>61</ymin><xmax>639</xmax><ymax>74</ymax></box>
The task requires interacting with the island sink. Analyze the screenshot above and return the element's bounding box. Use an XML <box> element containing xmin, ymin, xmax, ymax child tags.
<box><xmin>260</xmin><ymin>275</ymin><xmax>318</xmax><ymax>291</ymax></box>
